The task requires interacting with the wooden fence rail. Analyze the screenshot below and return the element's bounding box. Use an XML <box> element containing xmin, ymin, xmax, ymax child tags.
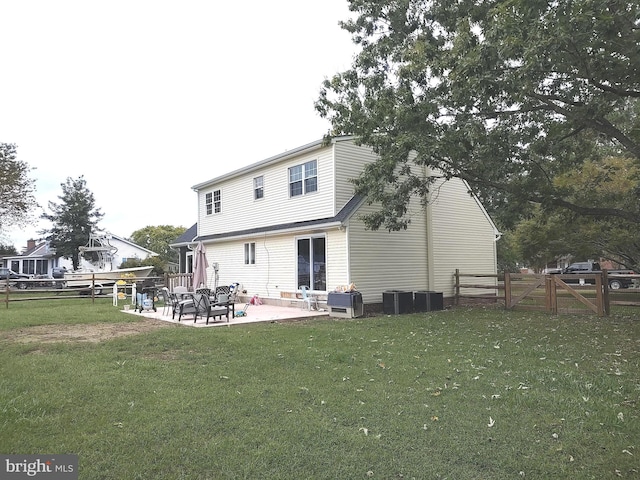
<box><xmin>454</xmin><ymin>270</ymin><xmax>640</xmax><ymax>316</ymax></box>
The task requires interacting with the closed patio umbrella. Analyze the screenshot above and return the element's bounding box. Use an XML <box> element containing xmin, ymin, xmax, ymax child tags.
<box><xmin>192</xmin><ymin>241</ymin><xmax>209</xmax><ymax>290</ymax></box>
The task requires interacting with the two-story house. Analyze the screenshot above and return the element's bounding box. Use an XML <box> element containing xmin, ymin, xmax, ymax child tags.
<box><xmin>187</xmin><ymin>136</ymin><xmax>499</xmax><ymax>307</ymax></box>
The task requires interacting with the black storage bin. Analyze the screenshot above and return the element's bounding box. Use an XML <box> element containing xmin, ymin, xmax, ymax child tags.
<box><xmin>383</xmin><ymin>290</ymin><xmax>413</xmax><ymax>314</ymax></box>
<box><xmin>414</xmin><ymin>291</ymin><xmax>444</xmax><ymax>312</ymax></box>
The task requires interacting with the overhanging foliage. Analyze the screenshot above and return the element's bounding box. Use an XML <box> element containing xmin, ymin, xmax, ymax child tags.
<box><xmin>316</xmin><ymin>0</ymin><xmax>640</xmax><ymax>231</ymax></box>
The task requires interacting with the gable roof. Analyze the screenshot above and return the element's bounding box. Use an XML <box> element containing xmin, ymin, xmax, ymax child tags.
<box><xmin>104</xmin><ymin>233</ymin><xmax>159</xmax><ymax>256</ymax></box>
<box><xmin>23</xmin><ymin>241</ymin><xmax>54</xmax><ymax>257</ymax></box>
<box><xmin>171</xmin><ymin>223</ymin><xmax>198</xmax><ymax>247</ymax></box>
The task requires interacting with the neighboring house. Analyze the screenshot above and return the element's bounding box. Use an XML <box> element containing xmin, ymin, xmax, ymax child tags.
<box><xmin>184</xmin><ymin>136</ymin><xmax>500</xmax><ymax>306</ymax></box>
<box><xmin>2</xmin><ymin>240</ymin><xmax>57</xmax><ymax>277</ymax></box>
<box><xmin>171</xmin><ymin>223</ymin><xmax>198</xmax><ymax>274</ymax></box>
<box><xmin>2</xmin><ymin>233</ymin><xmax>158</xmax><ymax>276</ymax></box>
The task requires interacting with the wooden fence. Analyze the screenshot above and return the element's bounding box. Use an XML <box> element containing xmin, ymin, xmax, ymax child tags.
<box><xmin>454</xmin><ymin>270</ymin><xmax>640</xmax><ymax>316</ymax></box>
<box><xmin>1</xmin><ymin>275</ymin><xmax>167</xmax><ymax>307</ymax></box>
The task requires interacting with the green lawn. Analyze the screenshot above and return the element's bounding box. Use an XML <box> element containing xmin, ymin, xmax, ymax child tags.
<box><xmin>1</xmin><ymin>300</ymin><xmax>638</xmax><ymax>479</ymax></box>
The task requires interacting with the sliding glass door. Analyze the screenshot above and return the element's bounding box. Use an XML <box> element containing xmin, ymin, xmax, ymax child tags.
<box><xmin>297</xmin><ymin>236</ymin><xmax>326</xmax><ymax>291</ymax></box>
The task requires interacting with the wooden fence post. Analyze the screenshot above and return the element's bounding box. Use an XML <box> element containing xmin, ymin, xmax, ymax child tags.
<box><xmin>504</xmin><ymin>271</ymin><xmax>511</xmax><ymax>309</ymax></box>
<box><xmin>602</xmin><ymin>271</ymin><xmax>610</xmax><ymax>316</ymax></box>
<box><xmin>547</xmin><ymin>276</ymin><xmax>558</xmax><ymax>314</ymax></box>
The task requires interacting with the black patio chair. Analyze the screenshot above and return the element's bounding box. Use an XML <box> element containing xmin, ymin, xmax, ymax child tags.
<box><xmin>214</xmin><ymin>285</ymin><xmax>230</xmax><ymax>301</ymax></box>
<box><xmin>174</xmin><ymin>293</ymin><xmax>196</xmax><ymax>321</ymax></box>
<box><xmin>196</xmin><ymin>287</ymin><xmax>212</xmax><ymax>297</ymax></box>
<box><xmin>193</xmin><ymin>293</ymin><xmax>230</xmax><ymax>324</ymax></box>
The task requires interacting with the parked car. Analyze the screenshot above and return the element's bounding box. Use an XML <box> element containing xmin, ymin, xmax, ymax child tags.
<box><xmin>559</xmin><ymin>261</ymin><xmax>635</xmax><ymax>289</ymax></box>
<box><xmin>0</xmin><ymin>268</ymin><xmax>31</xmax><ymax>289</ymax></box>
<box><xmin>51</xmin><ymin>266</ymin><xmax>68</xmax><ymax>279</ymax></box>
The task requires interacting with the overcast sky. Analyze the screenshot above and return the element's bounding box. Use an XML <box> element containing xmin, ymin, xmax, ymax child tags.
<box><xmin>1</xmin><ymin>0</ymin><xmax>357</xmax><ymax>250</ymax></box>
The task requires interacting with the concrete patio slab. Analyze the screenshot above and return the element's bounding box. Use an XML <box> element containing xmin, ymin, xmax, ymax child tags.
<box><xmin>122</xmin><ymin>302</ymin><xmax>330</xmax><ymax>327</ymax></box>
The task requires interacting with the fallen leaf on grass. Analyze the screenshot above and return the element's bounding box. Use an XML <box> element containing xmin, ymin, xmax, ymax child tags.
<box><xmin>488</xmin><ymin>417</ymin><xmax>495</xmax><ymax>427</ymax></box>
<box><xmin>359</xmin><ymin>427</ymin><xmax>369</xmax><ymax>436</ymax></box>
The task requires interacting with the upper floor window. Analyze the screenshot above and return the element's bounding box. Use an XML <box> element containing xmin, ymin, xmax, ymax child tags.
<box><xmin>254</xmin><ymin>176</ymin><xmax>264</xmax><ymax>200</ymax></box>
<box><xmin>206</xmin><ymin>190</ymin><xmax>221</xmax><ymax>215</ymax></box>
<box><xmin>289</xmin><ymin>160</ymin><xmax>317</xmax><ymax>197</ymax></box>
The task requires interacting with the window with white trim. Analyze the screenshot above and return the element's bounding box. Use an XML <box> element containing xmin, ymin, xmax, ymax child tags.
<box><xmin>205</xmin><ymin>189</ymin><xmax>221</xmax><ymax>215</ymax></box>
<box><xmin>254</xmin><ymin>176</ymin><xmax>264</xmax><ymax>200</ymax></box>
<box><xmin>288</xmin><ymin>160</ymin><xmax>317</xmax><ymax>197</ymax></box>
<box><xmin>244</xmin><ymin>242</ymin><xmax>256</xmax><ymax>265</ymax></box>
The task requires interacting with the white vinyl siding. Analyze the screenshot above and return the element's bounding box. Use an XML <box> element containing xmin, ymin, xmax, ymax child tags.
<box><xmin>333</xmin><ymin>141</ymin><xmax>378</xmax><ymax>210</ymax></box>
<box><xmin>346</xmin><ymin>199</ymin><xmax>429</xmax><ymax>304</ymax></box>
<box><xmin>325</xmin><ymin>229</ymin><xmax>349</xmax><ymax>292</ymax></box>
<box><xmin>428</xmin><ymin>177</ymin><xmax>498</xmax><ymax>297</ymax></box>
<box><xmin>198</xmin><ymin>147</ymin><xmax>335</xmax><ymax>236</ymax></box>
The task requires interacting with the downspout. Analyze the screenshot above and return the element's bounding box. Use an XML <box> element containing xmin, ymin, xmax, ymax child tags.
<box><xmin>425</xmin><ymin>166</ymin><xmax>436</xmax><ymax>291</ymax></box>
<box><xmin>344</xmin><ymin>223</ymin><xmax>351</xmax><ymax>287</ymax></box>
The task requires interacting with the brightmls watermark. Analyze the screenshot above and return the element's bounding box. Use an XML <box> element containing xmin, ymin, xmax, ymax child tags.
<box><xmin>1</xmin><ymin>455</ymin><xmax>77</xmax><ymax>479</ymax></box>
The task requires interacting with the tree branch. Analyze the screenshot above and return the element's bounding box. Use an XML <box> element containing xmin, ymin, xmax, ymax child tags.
<box><xmin>529</xmin><ymin>93</ymin><xmax>640</xmax><ymax>159</ymax></box>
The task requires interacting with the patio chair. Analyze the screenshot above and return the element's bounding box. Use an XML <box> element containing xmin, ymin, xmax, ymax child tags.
<box><xmin>214</xmin><ymin>285</ymin><xmax>230</xmax><ymax>301</ymax></box>
<box><xmin>299</xmin><ymin>286</ymin><xmax>318</xmax><ymax>311</ymax></box>
<box><xmin>192</xmin><ymin>293</ymin><xmax>230</xmax><ymax>324</ymax></box>
<box><xmin>159</xmin><ymin>287</ymin><xmax>177</xmax><ymax>316</ymax></box>
<box><xmin>174</xmin><ymin>293</ymin><xmax>196</xmax><ymax>321</ymax></box>
<box><xmin>173</xmin><ymin>285</ymin><xmax>189</xmax><ymax>299</ymax></box>
<box><xmin>169</xmin><ymin>291</ymin><xmax>181</xmax><ymax>318</ymax></box>
<box><xmin>196</xmin><ymin>287</ymin><xmax>212</xmax><ymax>297</ymax></box>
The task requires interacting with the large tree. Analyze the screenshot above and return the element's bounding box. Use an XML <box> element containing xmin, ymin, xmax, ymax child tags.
<box><xmin>316</xmin><ymin>0</ymin><xmax>640</xmax><ymax>232</ymax></box>
<box><xmin>41</xmin><ymin>176</ymin><xmax>104</xmax><ymax>269</ymax></box>
<box><xmin>0</xmin><ymin>143</ymin><xmax>37</xmax><ymax>233</ymax></box>
<box><xmin>130</xmin><ymin>225</ymin><xmax>187</xmax><ymax>264</ymax></box>
<box><xmin>0</xmin><ymin>243</ymin><xmax>18</xmax><ymax>257</ymax></box>
<box><xmin>511</xmin><ymin>155</ymin><xmax>640</xmax><ymax>270</ymax></box>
